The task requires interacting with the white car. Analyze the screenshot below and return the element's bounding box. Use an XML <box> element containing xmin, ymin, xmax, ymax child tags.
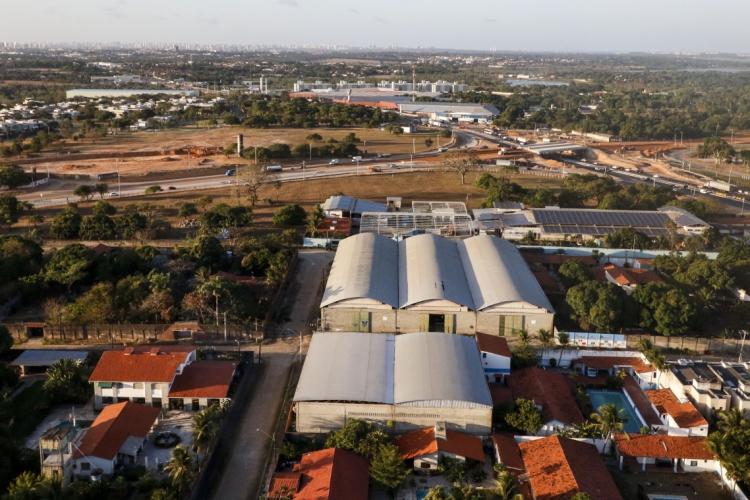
<box><xmin>699</xmin><ymin>189</ymin><xmax>709</xmax><ymax>194</ymax></box>
<box><xmin>109</xmin><ymin>192</ymin><xmax>120</xmax><ymax>197</ymax></box>
<box><xmin>329</xmin><ymin>159</ymin><xmax>339</xmax><ymax>165</ymax></box>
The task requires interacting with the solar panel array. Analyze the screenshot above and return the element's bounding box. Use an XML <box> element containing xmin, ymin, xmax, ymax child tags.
<box><xmin>541</xmin><ymin>225</ymin><xmax>672</xmax><ymax>237</ymax></box>
<box><xmin>531</xmin><ymin>209</ymin><xmax>671</xmax><ymax>227</ymax></box>
<box><xmin>498</xmin><ymin>214</ymin><xmax>532</xmax><ymax>227</ymax></box>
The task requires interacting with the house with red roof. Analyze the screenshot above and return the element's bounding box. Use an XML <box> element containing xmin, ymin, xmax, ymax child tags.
<box><xmin>519</xmin><ymin>435</ymin><xmax>623</xmax><ymax>500</ymax></box>
<box><xmin>603</xmin><ymin>265</ymin><xmax>663</xmax><ymax>295</ymax></box>
<box><xmin>89</xmin><ymin>346</ymin><xmax>196</xmax><ymax>410</ymax></box>
<box><xmin>72</xmin><ymin>402</ymin><xmax>160</xmax><ymax>476</ymax></box>
<box><xmin>645</xmin><ymin>389</ymin><xmax>709</xmax><ymax>437</ymax></box>
<box><xmin>508</xmin><ymin>367</ymin><xmax>585</xmax><ymax>435</ymax></box>
<box><xmin>267</xmin><ymin>448</ymin><xmax>369</xmax><ymax>500</ymax></box>
<box><xmin>475</xmin><ymin>332</ymin><xmax>511</xmax><ymax>383</ymax></box>
<box><xmin>168</xmin><ymin>360</ymin><xmax>239</xmax><ymax>411</ymax></box>
<box><xmin>397</xmin><ymin>423</ymin><xmax>485</xmax><ymax>472</ymax></box>
<box><xmin>614</xmin><ymin>434</ymin><xmax>717</xmax><ymax>473</ymax></box>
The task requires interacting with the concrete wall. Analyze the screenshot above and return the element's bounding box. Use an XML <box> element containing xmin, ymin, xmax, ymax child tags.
<box><xmin>74</xmin><ymin>455</ymin><xmax>116</xmax><ymax>476</ymax></box>
<box><xmin>680</xmin><ymin>458</ymin><xmax>718</xmax><ymax>473</ymax></box>
<box><xmin>481</xmin><ymin>352</ymin><xmax>510</xmax><ymax>382</ymax></box>
<box><xmin>412</xmin><ymin>451</ymin><xmax>439</xmax><ymax>471</ymax></box>
<box><xmin>294</xmin><ymin>402</ymin><xmax>492</xmax><ymax>436</ymax></box>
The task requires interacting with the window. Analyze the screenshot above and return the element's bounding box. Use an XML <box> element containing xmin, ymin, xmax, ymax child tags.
<box><xmin>690</xmin><ymin>461</ymin><xmax>698</xmax><ymax>467</ymax></box>
<box><xmin>134</xmin><ymin>383</ymin><xmax>144</xmax><ymax>389</ymax></box>
<box><xmin>80</xmin><ymin>463</ymin><xmax>90</xmax><ymax>471</ymax></box>
<box><xmin>52</xmin><ymin>470</ymin><xmax>58</xmax><ymax>477</ymax></box>
<box><xmin>482</xmin><ymin>353</ymin><xmax>487</xmax><ymax>358</ymax></box>
<box><xmin>420</xmin><ymin>462</ymin><xmax>431</xmax><ymax>469</ymax></box>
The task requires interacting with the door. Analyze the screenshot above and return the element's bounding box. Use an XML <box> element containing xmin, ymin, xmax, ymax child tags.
<box><xmin>428</xmin><ymin>314</ymin><xmax>446</xmax><ymax>333</ymax></box>
<box><xmin>444</xmin><ymin>314</ymin><xmax>456</xmax><ymax>334</ymax></box>
<box><xmin>351</xmin><ymin>311</ymin><xmax>371</xmax><ymax>332</ymax></box>
<box><xmin>499</xmin><ymin>316</ymin><xmax>524</xmax><ymax>336</ymax></box>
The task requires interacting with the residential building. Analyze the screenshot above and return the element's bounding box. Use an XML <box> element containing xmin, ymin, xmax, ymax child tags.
<box><xmin>645</xmin><ymin>389</ymin><xmax>708</xmax><ymax>436</ymax></box>
<box><xmin>397</xmin><ymin>423</ymin><xmax>485</xmax><ymax>471</ymax></box>
<box><xmin>39</xmin><ymin>427</ymin><xmax>75</xmax><ymax>486</ymax></box>
<box><xmin>72</xmin><ymin>402</ymin><xmax>160</xmax><ymax>476</ymax></box>
<box><xmin>614</xmin><ymin>434</ymin><xmax>716</xmax><ymax>473</ymax></box>
<box><xmin>508</xmin><ymin>367</ymin><xmax>585</xmax><ymax>435</ymax></box>
<box><xmin>603</xmin><ymin>265</ymin><xmax>664</xmax><ymax>295</ymax></box>
<box><xmin>168</xmin><ymin>360</ymin><xmax>239</xmax><ymax>411</ymax></box>
<box><xmin>519</xmin><ymin>435</ymin><xmax>623</xmax><ymax>500</ymax></box>
<box><xmin>661</xmin><ymin>361</ymin><xmax>731</xmax><ymax>419</ymax></box>
<box><xmin>491</xmin><ymin>434</ymin><xmax>525</xmax><ymax>474</ymax></box>
<box><xmin>320</xmin><ymin>233</ymin><xmax>555</xmax><ymax>336</ymax></box>
<box><xmin>65</xmin><ymin>89</ymin><xmax>199</xmax><ymax>99</ymax></box>
<box><xmin>475</xmin><ymin>332</ymin><xmax>511</xmax><ymax>383</ymax></box>
<box><xmin>267</xmin><ymin>448</ymin><xmax>369</xmax><ymax>500</ymax></box>
<box><xmin>89</xmin><ymin>346</ymin><xmax>196</xmax><ymax>409</ymax></box>
<box><xmin>293</xmin><ymin>332</ymin><xmax>493</xmax><ymax>435</ymax></box>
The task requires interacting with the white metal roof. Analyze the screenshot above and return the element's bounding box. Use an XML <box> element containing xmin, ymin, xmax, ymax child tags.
<box><xmin>398</xmin><ymin>103</ymin><xmax>499</xmax><ymax>117</ymax></box>
<box><xmin>320</xmin><ymin>233</ymin><xmax>399</xmax><ymax>308</ymax></box>
<box><xmin>322</xmin><ymin>233</ymin><xmax>553</xmax><ymax>313</ymax></box>
<box><xmin>293</xmin><ymin>332</ymin><xmax>491</xmax><ymax>409</ymax></box>
<box><xmin>11</xmin><ymin>350</ymin><xmax>88</xmax><ymax>367</ymax></box>
<box><xmin>322</xmin><ymin>195</ymin><xmax>387</xmax><ymax>214</ymax></box>
<box><xmin>398</xmin><ymin>234</ymin><xmax>475</xmax><ymax>309</ymax></box>
<box><xmin>458</xmin><ymin>235</ymin><xmax>554</xmax><ymax>312</ymax></box>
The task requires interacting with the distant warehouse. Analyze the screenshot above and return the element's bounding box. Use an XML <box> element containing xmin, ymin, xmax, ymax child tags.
<box><xmin>293</xmin><ymin>332</ymin><xmax>493</xmax><ymax>435</ymax></box>
<box><xmin>66</xmin><ymin>89</ymin><xmax>200</xmax><ymax>99</ymax></box>
<box><xmin>320</xmin><ymin>233</ymin><xmax>554</xmax><ymax>336</ymax></box>
<box><xmin>398</xmin><ymin>102</ymin><xmax>499</xmax><ymax>124</ymax></box>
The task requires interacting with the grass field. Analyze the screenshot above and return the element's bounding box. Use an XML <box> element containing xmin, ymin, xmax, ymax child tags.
<box><xmin>10</xmin><ymin>381</ymin><xmax>52</xmax><ymax>439</ymax></box>
<box><xmin>13</xmin><ymin>171</ymin><xmax>563</xmax><ymax>239</ymax></box>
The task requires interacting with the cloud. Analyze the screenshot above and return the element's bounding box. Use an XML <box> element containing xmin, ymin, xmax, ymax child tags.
<box><xmin>349</xmin><ymin>8</ymin><xmax>359</xmax><ymax>13</ymax></box>
<box><xmin>486</xmin><ymin>18</ymin><xmax>497</xmax><ymax>23</ymax></box>
<box><xmin>102</xmin><ymin>6</ymin><xmax>126</xmax><ymax>19</ymax></box>
<box><xmin>279</xmin><ymin>0</ymin><xmax>298</xmax><ymax>5</ymax></box>
<box><xmin>200</xmin><ymin>16</ymin><xmax>218</xmax><ymax>24</ymax></box>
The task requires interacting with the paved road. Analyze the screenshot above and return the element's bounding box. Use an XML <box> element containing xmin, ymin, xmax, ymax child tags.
<box><xmin>210</xmin><ymin>250</ymin><xmax>333</xmax><ymax>500</ymax></box>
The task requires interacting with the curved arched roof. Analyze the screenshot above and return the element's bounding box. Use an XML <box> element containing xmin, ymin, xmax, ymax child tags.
<box><xmin>320</xmin><ymin>232</ymin><xmax>399</xmax><ymax>308</ymax></box>
<box><xmin>458</xmin><ymin>235</ymin><xmax>554</xmax><ymax>312</ymax></box>
<box><xmin>398</xmin><ymin>234</ymin><xmax>475</xmax><ymax>309</ymax></box>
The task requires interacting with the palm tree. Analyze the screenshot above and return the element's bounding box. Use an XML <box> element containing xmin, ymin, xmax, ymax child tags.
<box><xmin>650</xmin><ymin>352</ymin><xmax>668</xmax><ymax>388</ymax></box>
<box><xmin>538</xmin><ymin>329</ymin><xmax>553</xmax><ymax>349</ymax></box>
<box><xmin>494</xmin><ymin>471</ymin><xmax>524</xmax><ymax>500</ymax></box>
<box><xmin>192</xmin><ymin>405</ymin><xmax>221</xmax><ymax>460</ymax></box>
<box><xmin>723</xmin><ymin>455</ymin><xmax>750</xmax><ymax>494</ymax></box>
<box><xmin>716</xmin><ymin>408</ymin><xmax>749</xmax><ymax>433</ymax></box>
<box><xmin>636</xmin><ymin>337</ymin><xmax>653</xmax><ymax>354</ymax></box>
<box><xmin>557</xmin><ymin>331</ymin><xmax>570</xmax><ymax>366</ymax></box>
<box><xmin>692</xmin><ymin>287</ymin><xmax>718</xmax><ymax>313</ymax></box>
<box><xmin>164</xmin><ymin>446</ymin><xmax>196</xmax><ymax>496</ymax></box>
<box><xmin>591</xmin><ymin>403</ymin><xmax>629</xmax><ymax>452</ymax></box>
<box><xmin>706</xmin><ymin>432</ymin><xmax>727</xmax><ymax>489</ymax></box>
<box><xmin>424</xmin><ymin>486</ymin><xmax>449</xmax><ymax>500</ymax></box>
<box><xmin>516</xmin><ymin>329</ymin><xmax>532</xmax><ymax>346</ymax></box>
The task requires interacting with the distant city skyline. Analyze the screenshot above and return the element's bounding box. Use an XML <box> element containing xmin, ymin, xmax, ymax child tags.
<box><xmin>3</xmin><ymin>0</ymin><xmax>750</xmax><ymax>54</ymax></box>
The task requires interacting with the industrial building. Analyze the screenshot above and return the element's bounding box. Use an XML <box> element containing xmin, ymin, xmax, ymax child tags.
<box><xmin>473</xmin><ymin>205</ymin><xmax>711</xmax><ymax>241</ymax></box>
<box><xmin>65</xmin><ymin>89</ymin><xmax>199</xmax><ymax>99</ymax></box>
<box><xmin>293</xmin><ymin>332</ymin><xmax>493</xmax><ymax>435</ymax></box>
<box><xmin>320</xmin><ymin>233</ymin><xmax>554</xmax><ymax>336</ymax></box>
<box><xmin>397</xmin><ymin>102</ymin><xmax>499</xmax><ymax>124</ymax></box>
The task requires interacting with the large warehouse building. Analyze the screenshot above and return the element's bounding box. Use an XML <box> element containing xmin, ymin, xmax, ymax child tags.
<box><xmin>320</xmin><ymin>233</ymin><xmax>554</xmax><ymax>336</ymax></box>
<box><xmin>293</xmin><ymin>332</ymin><xmax>493</xmax><ymax>435</ymax></box>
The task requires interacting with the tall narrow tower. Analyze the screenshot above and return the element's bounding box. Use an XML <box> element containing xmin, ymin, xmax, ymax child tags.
<box><xmin>412</xmin><ymin>65</ymin><xmax>416</xmax><ymax>102</ymax></box>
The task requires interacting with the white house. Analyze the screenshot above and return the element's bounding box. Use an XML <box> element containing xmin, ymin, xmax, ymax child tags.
<box><xmin>614</xmin><ymin>434</ymin><xmax>717</xmax><ymax>473</ymax></box>
<box><xmin>396</xmin><ymin>423</ymin><xmax>485</xmax><ymax>472</ymax></box>
<box><xmin>645</xmin><ymin>389</ymin><xmax>709</xmax><ymax>437</ymax></box>
<box><xmin>475</xmin><ymin>332</ymin><xmax>511</xmax><ymax>383</ymax></box>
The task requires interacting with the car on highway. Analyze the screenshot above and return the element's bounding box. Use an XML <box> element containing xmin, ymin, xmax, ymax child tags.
<box><xmin>438</xmin><ymin>148</ymin><xmax>447</xmax><ymax>153</ymax></box>
<box><xmin>376</xmin><ymin>153</ymin><xmax>391</xmax><ymax>158</ymax></box>
<box><xmin>168</xmin><ymin>186</ymin><xmax>177</xmax><ymax>190</ymax></box>
<box><xmin>480</xmin><ymin>145</ymin><xmax>489</xmax><ymax>149</ymax></box>
<box><xmin>636</xmin><ymin>169</ymin><xmax>644</xmax><ymax>174</ymax></box>
<box><xmin>221</xmin><ymin>180</ymin><xmax>233</xmax><ymax>184</ymax></box>
<box><xmin>594</xmin><ymin>167</ymin><xmax>602</xmax><ymax>171</ymax></box>
<box><xmin>699</xmin><ymin>189</ymin><xmax>709</xmax><ymax>194</ymax></box>
<box><xmin>225</xmin><ymin>169</ymin><xmax>235</xmax><ymax>176</ymax></box>
<box><xmin>109</xmin><ymin>192</ymin><xmax>119</xmax><ymax>197</ymax></box>
<box><xmin>329</xmin><ymin>159</ymin><xmax>339</xmax><ymax>165</ymax></box>
<box><xmin>388</xmin><ymin>164</ymin><xmax>399</xmax><ymax>169</ymax></box>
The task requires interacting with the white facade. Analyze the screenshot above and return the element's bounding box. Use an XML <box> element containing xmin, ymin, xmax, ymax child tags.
<box><xmin>480</xmin><ymin>351</ymin><xmax>510</xmax><ymax>382</ymax></box>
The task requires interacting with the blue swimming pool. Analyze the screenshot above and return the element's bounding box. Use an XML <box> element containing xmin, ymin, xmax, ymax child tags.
<box><xmin>587</xmin><ymin>390</ymin><xmax>645</xmax><ymax>433</ymax></box>
<box><xmin>416</xmin><ymin>491</ymin><xmax>428</xmax><ymax>500</ymax></box>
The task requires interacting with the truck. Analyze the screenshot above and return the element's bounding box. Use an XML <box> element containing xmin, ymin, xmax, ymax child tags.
<box><xmin>377</xmin><ymin>153</ymin><xmax>391</xmax><ymax>158</ymax></box>
<box><xmin>265</xmin><ymin>165</ymin><xmax>282</xmax><ymax>172</ymax></box>
<box><xmin>351</xmin><ymin>156</ymin><xmax>363</xmax><ymax>163</ymax></box>
<box><xmin>705</xmin><ymin>180</ymin><xmax>733</xmax><ymax>193</ymax></box>
<box><xmin>483</xmin><ymin>129</ymin><xmax>497</xmax><ymax>136</ymax></box>
<box><xmin>368</xmin><ymin>166</ymin><xmax>382</xmax><ymax>172</ymax></box>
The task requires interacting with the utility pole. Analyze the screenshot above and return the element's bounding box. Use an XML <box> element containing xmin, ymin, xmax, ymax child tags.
<box><xmin>739</xmin><ymin>330</ymin><xmax>748</xmax><ymax>363</ymax></box>
<box><xmin>224</xmin><ymin>312</ymin><xmax>227</xmax><ymax>341</ymax></box>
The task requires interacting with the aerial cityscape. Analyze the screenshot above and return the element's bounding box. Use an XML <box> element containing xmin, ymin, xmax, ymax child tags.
<box><xmin>3</xmin><ymin>2</ymin><xmax>750</xmax><ymax>500</ymax></box>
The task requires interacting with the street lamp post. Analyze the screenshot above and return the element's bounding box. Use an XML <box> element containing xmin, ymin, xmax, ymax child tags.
<box><xmin>285</xmin><ymin>328</ymin><xmax>302</xmax><ymax>364</ymax></box>
<box><xmin>256</xmin><ymin>428</ymin><xmax>276</xmax><ymax>451</ymax></box>
<box><xmin>739</xmin><ymin>330</ymin><xmax>748</xmax><ymax>363</ymax></box>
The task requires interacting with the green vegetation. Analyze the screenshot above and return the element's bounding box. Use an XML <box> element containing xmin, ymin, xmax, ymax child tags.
<box><xmin>273</xmin><ymin>204</ymin><xmax>307</xmax><ymax>226</ymax></box>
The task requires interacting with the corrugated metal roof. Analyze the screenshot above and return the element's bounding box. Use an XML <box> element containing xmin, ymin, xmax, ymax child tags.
<box><xmin>459</xmin><ymin>235</ymin><xmax>554</xmax><ymax>312</ymax></box>
<box><xmin>293</xmin><ymin>332</ymin><xmax>491</xmax><ymax>409</ymax></box>
<box><xmin>11</xmin><ymin>350</ymin><xmax>88</xmax><ymax>367</ymax></box>
<box><xmin>320</xmin><ymin>233</ymin><xmax>399</xmax><ymax>308</ymax></box>
<box><xmin>323</xmin><ymin>196</ymin><xmax>388</xmax><ymax>214</ymax></box>
<box><xmin>398</xmin><ymin>234</ymin><xmax>475</xmax><ymax>309</ymax></box>
<box><xmin>493</xmin><ymin>202</ymin><xmax>525</xmax><ymax>210</ymax></box>
<box><xmin>394</xmin><ymin>332</ymin><xmax>492</xmax><ymax>408</ymax></box>
<box><xmin>398</xmin><ymin>103</ymin><xmax>499</xmax><ymax>116</ymax></box>
<box><xmin>293</xmin><ymin>332</ymin><xmax>395</xmax><ymax>404</ymax></box>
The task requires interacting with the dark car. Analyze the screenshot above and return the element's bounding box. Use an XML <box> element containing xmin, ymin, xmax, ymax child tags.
<box><xmin>168</xmin><ymin>186</ymin><xmax>177</xmax><ymax>190</ymax></box>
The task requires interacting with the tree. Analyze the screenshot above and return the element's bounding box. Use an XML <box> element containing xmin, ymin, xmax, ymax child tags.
<box><xmin>717</xmin><ymin>408</ymin><xmax>750</xmax><ymax>434</ymax></box>
<box><xmin>64</xmin><ymin>282</ymin><xmax>115</xmax><ymax>324</ymax></box>
<box><xmin>92</xmin><ymin>200</ymin><xmax>117</xmax><ymax>216</ymax></box>
<box><xmin>566</xmin><ymin>281</ymin><xmax>630</xmax><ymax>332</ymax></box>
<box><xmin>94</xmin><ymin>183</ymin><xmax>109</xmax><ymax>199</ymax></box>
<box><xmin>604</xmin><ymin>226</ymin><xmax>650</xmax><ymax>250</ymax></box>
<box><xmin>516</xmin><ymin>329</ymin><xmax>531</xmax><ymax>346</ymax></box>
<box><xmin>178</xmin><ymin>202</ymin><xmax>198</xmax><ymax>219</ymax></box>
<box><xmin>79</xmin><ymin>214</ymin><xmax>116</xmax><ymax>240</ymax></box>
<box><xmin>558</xmin><ymin>259</ymin><xmax>594</xmax><ymax>289</ymax></box>
<box><xmin>45</xmin><ymin>244</ymin><xmax>93</xmax><ymax>291</ymax></box>
<box><xmin>632</xmin><ymin>282</ymin><xmax>698</xmax><ymax>336</ymax></box>
<box><xmin>0</xmin><ymin>325</ymin><xmax>12</xmax><ymax>355</ymax></box>
<box><xmin>504</xmin><ymin>398</ymin><xmax>543</xmax><ymax>434</ymax></box>
<box><xmin>44</xmin><ymin>358</ymin><xmax>91</xmax><ymax>403</ymax></box>
<box><xmin>570</xmin><ymin>494</ymin><xmax>593</xmax><ymax>500</ymax></box>
<box><xmin>192</xmin><ymin>405</ymin><xmax>222</xmax><ymax>459</ymax></box>
<box><xmin>273</xmin><ymin>204</ymin><xmax>307</xmax><ymax>226</ymax></box>
<box><xmin>73</xmin><ymin>184</ymin><xmax>94</xmax><ymax>201</ymax></box>
<box><xmin>306</xmin><ymin>133</ymin><xmax>322</xmax><ymax>142</ymax></box>
<box><xmin>145</xmin><ymin>185</ymin><xmax>163</xmax><ymax>195</ymax></box>
<box><xmin>0</xmin><ymin>194</ymin><xmax>21</xmax><ymax>228</ymax></box>
<box><xmin>0</xmin><ymin>164</ymin><xmax>31</xmax><ymax>189</ymax></box>
<box><xmin>537</xmin><ymin>329</ymin><xmax>553</xmax><ymax>350</ymax></box>
<box><xmin>442</xmin><ymin>151</ymin><xmax>479</xmax><ymax>185</ymax></box>
<box><xmin>115</xmin><ymin>212</ymin><xmax>147</xmax><ymax>239</ymax></box>
<box><xmin>425</xmin><ymin>138</ymin><xmax>433</xmax><ymax>149</ymax></box>
<box><xmin>524</xmin><ymin>187</ymin><xmax>557</xmax><ymax>208</ymax></box>
<box><xmin>495</xmin><ymin>471</ymin><xmax>524</xmax><ymax>500</ymax></box>
<box><xmin>557</xmin><ymin>331</ymin><xmax>570</xmax><ymax>366</ymax></box>
<box><xmin>164</xmin><ymin>446</ymin><xmax>196</xmax><ymax>497</ymax></box>
<box><xmin>424</xmin><ymin>486</ymin><xmax>450</xmax><ymax>500</ymax></box>
<box><xmin>591</xmin><ymin>403</ymin><xmax>629</xmax><ymax>452</ymax></box>
<box><xmin>370</xmin><ymin>443</ymin><xmax>409</xmax><ymax>492</ymax></box>
<box><xmin>196</xmin><ymin>196</ymin><xmax>214</xmax><ymax>211</ymax></box>
<box><xmin>306</xmin><ymin>204</ymin><xmax>325</xmax><ymax>237</ymax></box>
<box><xmin>242</xmin><ymin>165</ymin><xmax>274</xmax><ymax>206</ymax></box>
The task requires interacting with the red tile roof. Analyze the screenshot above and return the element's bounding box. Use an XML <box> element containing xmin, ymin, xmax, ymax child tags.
<box><xmin>89</xmin><ymin>346</ymin><xmax>194</xmax><ymax>383</ymax></box>
<box><xmin>645</xmin><ymin>389</ymin><xmax>708</xmax><ymax>428</ymax></box>
<box><xmin>295</xmin><ymin>448</ymin><xmax>369</xmax><ymax>500</ymax></box>
<box><xmin>317</xmin><ymin>217</ymin><xmax>353</xmax><ymax>237</ymax></box>
<box><xmin>519</xmin><ymin>435</ymin><xmax>623</xmax><ymax>500</ymax></box>
<box><xmin>492</xmin><ymin>434</ymin><xmax>524</xmax><ymax>471</ymax></box>
<box><xmin>532</xmin><ymin>270</ymin><xmax>563</xmax><ymax>294</ymax></box>
<box><xmin>508</xmin><ymin>367</ymin><xmax>585</xmax><ymax>426</ymax></box>
<box><xmin>269</xmin><ymin>472</ymin><xmax>302</xmax><ymax>499</ymax></box>
<box><xmin>614</xmin><ymin>434</ymin><xmax>714</xmax><ymax>460</ymax></box>
<box><xmin>590</xmin><ymin>266</ymin><xmax>608</xmax><ymax>282</ymax></box>
<box><xmin>397</xmin><ymin>427</ymin><xmax>485</xmax><ymax>462</ymax></box>
<box><xmin>475</xmin><ymin>332</ymin><xmax>512</xmax><ymax>358</ymax></box>
<box><xmin>605</xmin><ymin>266</ymin><xmax>663</xmax><ymax>286</ymax></box>
<box><xmin>622</xmin><ymin>375</ymin><xmax>662</xmax><ymax>428</ymax></box>
<box><xmin>168</xmin><ymin>360</ymin><xmax>238</xmax><ymax>399</ymax></box>
<box><xmin>74</xmin><ymin>402</ymin><xmax>160</xmax><ymax>461</ymax></box>
<box><xmin>488</xmin><ymin>383</ymin><xmax>514</xmax><ymax>406</ymax></box>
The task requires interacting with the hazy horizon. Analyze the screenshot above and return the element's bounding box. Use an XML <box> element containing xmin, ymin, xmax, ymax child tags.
<box><xmin>4</xmin><ymin>0</ymin><xmax>750</xmax><ymax>54</ymax></box>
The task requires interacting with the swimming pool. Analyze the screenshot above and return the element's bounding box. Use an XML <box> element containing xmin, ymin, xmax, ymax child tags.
<box><xmin>587</xmin><ymin>390</ymin><xmax>645</xmax><ymax>433</ymax></box>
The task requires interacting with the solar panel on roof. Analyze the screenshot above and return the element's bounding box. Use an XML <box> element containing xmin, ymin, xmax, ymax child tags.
<box><xmin>531</xmin><ymin>209</ymin><xmax>671</xmax><ymax>227</ymax></box>
<box><xmin>498</xmin><ymin>214</ymin><xmax>531</xmax><ymax>226</ymax></box>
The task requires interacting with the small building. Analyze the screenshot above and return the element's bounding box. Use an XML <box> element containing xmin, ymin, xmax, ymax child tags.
<box><xmin>39</xmin><ymin>427</ymin><xmax>75</xmax><ymax>486</ymax></box>
<box><xmin>519</xmin><ymin>435</ymin><xmax>623</xmax><ymax>500</ymax></box>
<box><xmin>89</xmin><ymin>346</ymin><xmax>196</xmax><ymax>409</ymax></box>
<box><xmin>508</xmin><ymin>367</ymin><xmax>585</xmax><ymax>435</ymax></box>
<box><xmin>168</xmin><ymin>360</ymin><xmax>238</xmax><ymax>411</ymax></box>
<box><xmin>321</xmin><ymin>195</ymin><xmax>387</xmax><ymax>224</ymax></box>
<box><xmin>397</xmin><ymin>423</ymin><xmax>485</xmax><ymax>471</ymax></box>
<box><xmin>645</xmin><ymin>389</ymin><xmax>709</xmax><ymax>436</ymax></box>
<box><xmin>12</xmin><ymin>350</ymin><xmax>88</xmax><ymax>376</ymax></box>
<box><xmin>268</xmin><ymin>448</ymin><xmax>369</xmax><ymax>500</ymax></box>
<box><xmin>662</xmin><ymin>361</ymin><xmax>731</xmax><ymax>419</ymax></box>
<box><xmin>603</xmin><ymin>265</ymin><xmax>664</xmax><ymax>295</ymax></box>
<box><xmin>574</xmin><ymin>354</ymin><xmax>653</xmax><ymax>379</ymax></box>
<box><xmin>492</xmin><ymin>434</ymin><xmax>525</xmax><ymax>474</ymax></box>
<box><xmin>475</xmin><ymin>332</ymin><xmax>511</xmax><ymax>383</ymax></box>
<box><xmin>72</xmin><ymin>402</ymin><xmax>160</xmax><ymax>476</ymax></box>
<box><xmin>614</xmin><ymin>434</ymin><xmax>716</xmax><ymax>473</ymax></box>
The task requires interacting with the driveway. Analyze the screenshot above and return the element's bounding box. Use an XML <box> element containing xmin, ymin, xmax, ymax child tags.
<box><xmin>210</xmin><ymin>250</ymin><xmax>332</xmax><ymax>500</ymax></box>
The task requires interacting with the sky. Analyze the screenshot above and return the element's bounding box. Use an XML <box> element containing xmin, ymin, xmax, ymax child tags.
<box><xmin>4</xmin><ymin>0</ymin><xmax>750</xmax><ymax>54</ymax></box>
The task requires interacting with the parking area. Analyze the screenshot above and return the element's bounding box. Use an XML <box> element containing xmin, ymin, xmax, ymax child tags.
<box><xmin>136</xmin><ymin>410</ymin><xmax>193</xmax><ymax>472</ymax></box>
<box><xmin>608</xmin><ymin>465</ymin><xmax>733</xmax><ymax>500</ymax></box>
